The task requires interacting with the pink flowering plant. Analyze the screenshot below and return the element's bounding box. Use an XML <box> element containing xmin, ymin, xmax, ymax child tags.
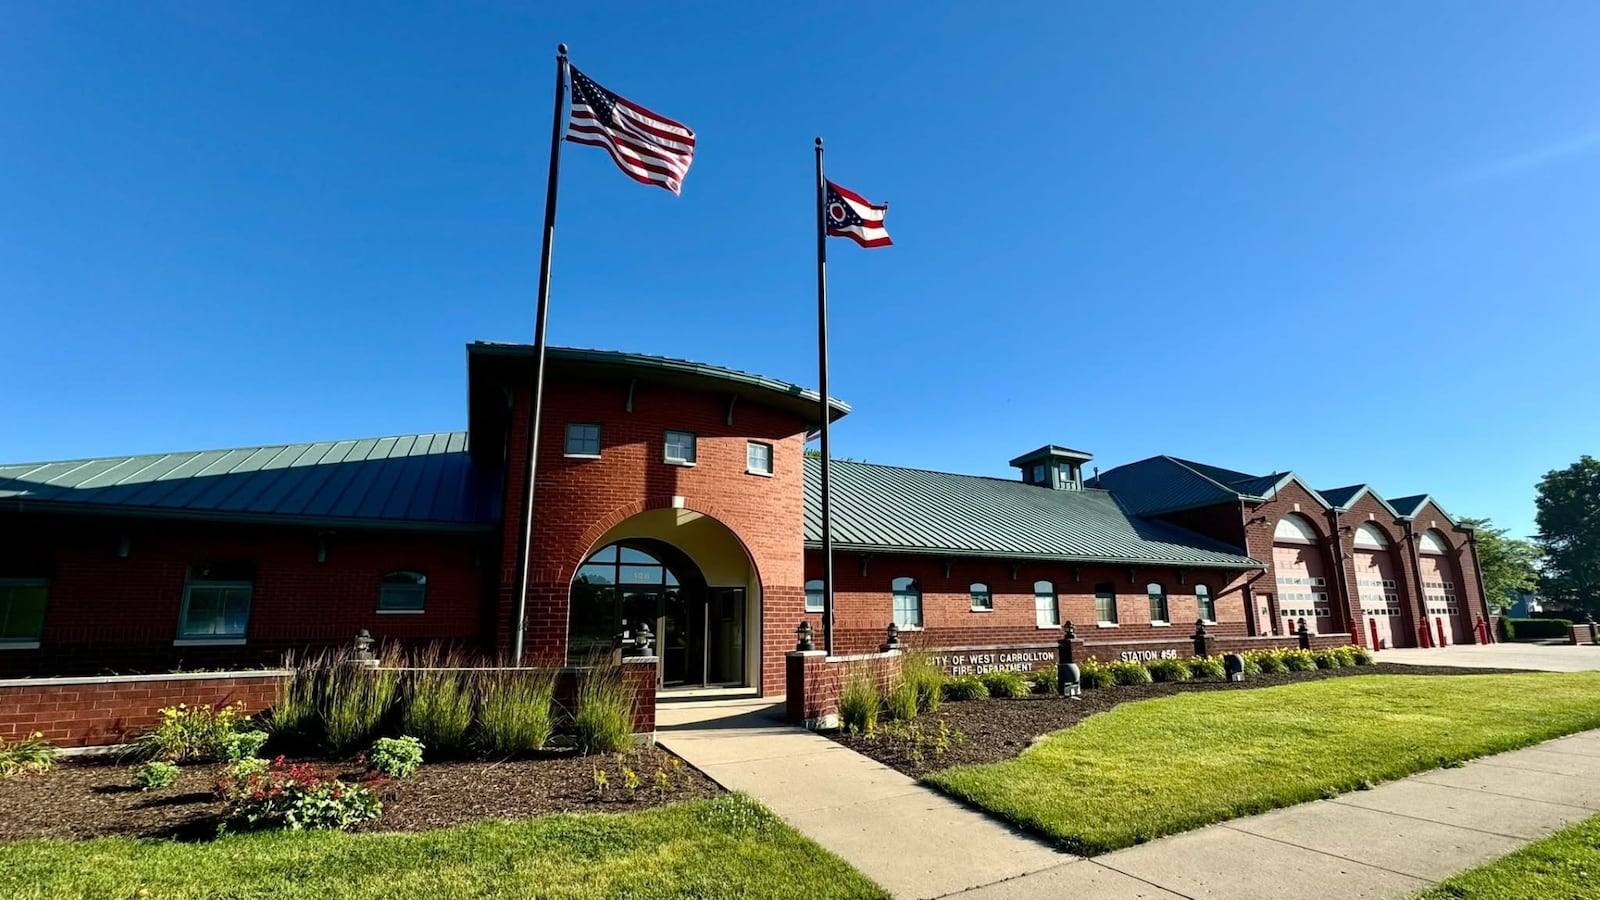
<box><xmin>215</xmin><ymin>755</ymin><xmax>383</xmax><ymax>832</ymax></box>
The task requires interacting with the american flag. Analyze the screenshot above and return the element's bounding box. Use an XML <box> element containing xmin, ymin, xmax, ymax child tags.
<box><xmin>825</xmin><ymin>181</ymin><xmax>892</xmax><ymax>248</ymax></box>
<box><xmin>566</xmin><ymin>66</ymin><xmax>696</xmax><ymax>195</ymax></box>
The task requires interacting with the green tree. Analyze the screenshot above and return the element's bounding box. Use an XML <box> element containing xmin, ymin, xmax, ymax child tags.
<box><xmin>1458</xmin><ymin>516</ymin><xmax>1540</xmax><ymax>613</ymax></box>
<box><xmin>1534</xmin><ymin>456</ymin><xmax>1600</xmax><ymax>614</ymax></box>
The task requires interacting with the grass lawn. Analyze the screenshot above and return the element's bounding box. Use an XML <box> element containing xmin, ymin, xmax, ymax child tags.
<box><xmin>926</xmin><ymin>672</ymin><xmax>1600</xmax><ymax>855</ymax></box>
<box><xmin>0</xmin><ymin>793</ymin><xmax>887</xmax><ymax>900</ymax></box>
<box><xmin>1418</xmin><ymin>811</ymin><xmax>1600</xmax><ymax>899</ymax></box>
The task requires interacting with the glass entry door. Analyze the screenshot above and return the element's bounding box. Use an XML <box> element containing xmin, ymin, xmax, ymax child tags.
<box><xmin>659</xmin><ymin>586</ymin><xmax>745</xmax><ymax>688</ymax></box>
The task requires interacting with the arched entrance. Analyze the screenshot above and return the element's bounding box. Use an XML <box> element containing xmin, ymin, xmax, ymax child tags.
<box><xmin>1352</xmin><ymin>523</ymin><xmax>1405</xmax><ymax>648</ymax></box>
<box><xmin>1418</xmin><ymin>529</ymin><xmax>1462</xmax><ymax>646</ymax></box>
<box><xmin>568</xmin><ymin>509</ymin><xmax>759</xmax><ymax>690</ymax></box>
<box><xmin>1273</xmin><ymin>514</ymin><xmax>1331</xmax><ymax>634</ymax></box>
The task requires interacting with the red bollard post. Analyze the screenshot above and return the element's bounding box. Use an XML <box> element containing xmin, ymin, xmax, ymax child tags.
<box><xmin>1435</xmin><ymin>617</ymin><xmax>1447</xmax><ymax>648</ymax></box>
<box><xmin>1418</xmin><ymin>621</ymin><xmax>1432</xmax><ymax>649</ymax></box>
<box><xmin>1369</xmin><ymin>617</ymin><xmax>1381</xmax><ymax>650</ymax></box>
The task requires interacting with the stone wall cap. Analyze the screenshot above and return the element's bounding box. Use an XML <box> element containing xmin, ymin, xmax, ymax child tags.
<box><xmin>786</xmin><ymin>650</ymin><xmax>828</xmax><ymax>658</ymax></box>
<box><xmin>0</xmin><ymin>669</ymin><xmax>292</xmax><ymax>689</ymax></box>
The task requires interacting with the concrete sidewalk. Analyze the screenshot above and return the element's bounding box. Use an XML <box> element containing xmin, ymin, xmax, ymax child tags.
<box><xmin>659</xmin><ymin>699</ymin><xmax>1600</xmax><ymax>899</ymax></box>
<box><xmin>1379</xmin><ymin>642</ymin><xmax>1600</xmax><ymax>673</ymax></box>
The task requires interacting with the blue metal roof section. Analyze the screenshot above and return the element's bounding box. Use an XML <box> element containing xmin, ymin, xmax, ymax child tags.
<box><xmin>1092</xmin><ymin>456</ymin><xmax>1335</xmax><ymax>515</ymax></box>
<box><xmin>0</xmin><ymin>433</ymin><xmax>496</xmax><ymax>531</ymax></box>
<box><xmin>804</xmin><ymin>457</ymin><xmax>1259</xmax><ymax>569</ymax></box>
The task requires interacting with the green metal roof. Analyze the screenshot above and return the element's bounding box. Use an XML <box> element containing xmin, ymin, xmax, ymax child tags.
<box><xmin>1008</xmin><ymin>444</ymin><xmax>1094</xmax><ymax>468</ymax></box>
<box><xmin>0</xmin><ymin>433</ymin><xmax>494</xmax><ymax>531</ymax></box>
<box><xmin>1318</xmin><ymin>485</ymin><xmax>1365</xmax><ymax>508</ymax></box>
<box><xmin>1389</xmin><ymin>495</ymin><xmax>1427</xmax><ymax>516</ymax></box>
<box><xmin>804</xmin><ymin>457</ymin><xmax>1259</xmax><ymax>569</ymax></box>
<box><xmin>1092</xmin><ymin>456</ymin><xmax>1331</xmax><ymax>515</ymax></box>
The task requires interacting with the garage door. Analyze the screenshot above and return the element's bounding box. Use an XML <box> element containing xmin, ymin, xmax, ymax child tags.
<box><xmin>1273</xmin><ymin>514</ymin><xmax>1332</xmax><ymax>635</ymax></box>
<box><xmin>1418</xmin><ymin>529</ymin><xmax>1462</xmax><ymax>646</ymax></box>
<box><xmin>1352</xmin><ymin>523</ymin><xmax>1403</xmax><ymax>649</ymax></box>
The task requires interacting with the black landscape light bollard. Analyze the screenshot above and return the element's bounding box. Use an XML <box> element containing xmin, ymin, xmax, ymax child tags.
<box><xmin>631</xmin><ymin>621</ymin><xmax>654</xmax><ymax>657</ymax></box>
<box><xmin>353</xmin><ymin>628</ymin><xmax>375</xmax><ymax>662</ymax></box>
<box><xmin>1223</xmin><ymin>653</ymin><xmax>1245</xmax><ymax>682</ymax></box>
<box><xmin>1191</xmin><ymin>619</ymin><xmax>1210</xmax><ymax>658</ymax></box>
<box><xmin>1297</xmin><ymin>617</ymin><xmax>1311</xmax><ymax>650</ymax></box>
<box><xmin>882</xmin><ymin>622</ymin><xmax>901</xmax><ymax>652</ymax></box>
<box><xmin>1057</xmin><ymin>621</ymin><xmax>1078</xmax><ymax>694</ymax></box>
<box><xmin>796</xmin><ymin>620</ymin><xmax>815</xmax><ymax>652</ymax></box>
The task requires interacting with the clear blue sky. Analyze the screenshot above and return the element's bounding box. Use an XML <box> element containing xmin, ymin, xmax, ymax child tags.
<box><xmin>4</xmin><ymin>2</ymin><xmax>1597</xmax><ymax>540</ymax></box>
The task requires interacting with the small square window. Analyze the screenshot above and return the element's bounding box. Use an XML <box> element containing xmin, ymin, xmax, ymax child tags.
<box><xmin>664</xmin><ymin>430</ymin><xmax>697</xmax><ymax>464</ymax></box>
<box><xmin>565</xmin><ymin>423</ymin><xmax>601</xmax><ymax>457</ymax></box>
<box><xmin>179</xmin><ymin>566</ymin><xmax>254</xmax><ymax>640</ymax></box>
<box><xmin>747</xmin><ymin>441</ymin><xmax>773</xmax><ymax>475</ymax></box>
<box><xmin>379</xmin><ymin>571</ymin><xmax>427</xmax><ymax>612</ymax></box>
<box><xmin>0</xmin><ymin>578</ymin><xmax>49</xmax><ymax>644</ymax></box>
<box><xmin>805</xmin><ymin>579</ymin><xmax>824</xmax><ymax>613</ymax></box>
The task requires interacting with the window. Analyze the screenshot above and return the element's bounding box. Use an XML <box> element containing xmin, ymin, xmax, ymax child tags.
<box><xmin>1034</xmin><ymin>580</ymin><xmax>1059</xmax><ymax>627</ymax></box>
<box><xmin>805</xmin><ymin>578</ymin><xmax>824</xmax><ymax>613</ymax></box>
<box><xmin>892</xmin><ymin>576</ymin><xmax>922</xmax><ymax>628</ymax></box>
<box><xmin>1094</xmin><ymin>582</ymin><xmax>1118</xmax><ymax>625</ymax></box>
<box><xmin>564</xmin><ymin>423</ymin><xmax>601</xmax><ymax>457</ymax></box>
<box><xmin>1147</xmin><ymin>583</ymin><xmax>1169</xmax><ymax>624</ymax></box>
<box><xmin>379</xmin><ymin>571</ymin><xmax>427</xmax><ymax>612</ymax></box>
<box><xmin>0</xmin><ymin>578</ymin><xmax>49</xmax><ymax>645</ymax></box>
<box><xmin>1196</xmin><ymin>584</ymin><xmax>1215</xmax><ymax>623</ymax></box>
<box><xmin>179</xmin><ymin>563</ymin><xmax>254</xmax><ymax>640</ymax></box>
<box><xmin>746</xmin><ymin>441</ymin><xmax>773</xmax><ymax>475</ymax></box>
<box><xmin>1031</xmin><ymin>463</ymin><xmax>1045</xmax><ymax>484</ymax></box>
<box><xmin>970</xmin><ymin>582</ymin><xmax>993</xmax><ymax>611</ymax></box>
<box><xmin>664</xmin><ymin>430</ymin><xmax>697</xmax><ymax>464</ymax></box>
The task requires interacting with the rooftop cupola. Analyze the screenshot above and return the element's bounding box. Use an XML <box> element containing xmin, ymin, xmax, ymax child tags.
<box><xmin>1009</xmin><ymin>445</ymin><xmax>1093</xmax><ymax>491</ymax></box>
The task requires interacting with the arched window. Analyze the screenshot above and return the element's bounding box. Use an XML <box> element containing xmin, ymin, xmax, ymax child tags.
<box><xmin>1353</xmin><ymin>523</ymin><xmax>1389</xmax><ymax>549</ymax></box>
<box><xmin>570</xmin><ymin>543</ymin><xmax>683</xmax><ymax>665</ymax></box>
<box><xmin>805</xmin><ymin>579</ymin><xmax>824</xmax><ymax>612</ymax></box>
<box><xmin>892</xmin><ymin>577</ymin><xmax>922</xmax><ymax>628</ymax></box>
<box><xmin>1273</xmin><ymin>514</ymin><xmax>1319</xmax><ymax>544</ymax></box>
<box><xmin>1094</xmin><ymin>582</ymin><xmax>1118</xmax><ymax>625</ymax></box>
<box><xmin>1196</xmin><ymin>584</ymin><xmax>1215</xmax><ymax>623</ymax></box>
<box><xmin>1034</xmin><ymin>580</ymin><xmax>1058</xmax><ymax>627</ymax></box>
<box><xmin>1147</xmin><ymin>583</ymin><xmax>1169</xmax><ymax>624</ymax></box>
<box><xmin>970</xmin><ymin>582</ymin><xmax>993</xmax><ymax>611</ymax></box>
<box><xmin>1419</xmin><ymin>530</ymin><xmax>1451</xmax><ymax>555</ymax></box>
<box><xmin>379</xmin><ymin>570</ymin><xmax>427</xmax><ymax>612</ymax></box>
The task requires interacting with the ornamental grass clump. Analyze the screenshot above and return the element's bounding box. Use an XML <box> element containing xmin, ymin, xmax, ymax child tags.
<box><xmin>899</xmin><ymin>648</ymin><xmax>946</xmax><ymax>714</ymax></box>
<box><xmin>1187</xmin><ymin>656</ymin><xmax>1226</xmax><ymax>681</ymax></box>
<box><xmin>474</xmin><ymin>668</ymin><xmax>557</xmax><ymax>756</ymax></box>
<box><xmin>885</xmin><ymin>678</ymin><xmax>919</xmax><ymax>721</ymax></box>
<box><xmin>942</xmin><ymin>675</ymin><xmax>989</xmax><ymax>701</ymax></box>
<box><xmin>574</xmin><ymin>664</ymin><xmax>635</xmax><ymax>755</ymax></box>
<box><xmin>979</xmin><ymin>670</ymin><xmax>1030</xmax><ymax>698</ymax></box>
<box><xmin>1108</xmin><ymin>660</ymin><xmax>1154</xmax><ymax>685</ymax></box>
<box><xmin>838</xmin><ymin>669</ymin><xmax>882</xmax><ymax>734</ymax></box>
<box><xmin>1146</xmin><ymin>658</ymin><xmax>1191</xmax><ymax>683</ymax></box>
<box><xmin>403</xmin><ymin>646</ymin><xmax>475</xmax><ymax>756</ymax></box>
<box><xmin>0</xmin><ymin>731</ymin><xmax>55</xmax><ymax>778</ymax></box>
<box><xmin>322</xmin><ymin>652</ymin><xmax>403</xmax><ymax>754</ymax></box>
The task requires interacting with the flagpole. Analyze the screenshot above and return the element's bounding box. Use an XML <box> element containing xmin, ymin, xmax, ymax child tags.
<box><xmin>511</xmin><ymin>43</ymin><xmax>570</xmax><ymax>665</ymax></box>
<box><xmin>814</xmin><ymin>136</ymin><xmax>836</xmax><ymax>655</ymax></box>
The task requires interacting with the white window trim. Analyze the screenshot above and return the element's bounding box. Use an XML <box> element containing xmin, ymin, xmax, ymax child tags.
<box><xmin>178</xmin><ymin>578</ymin><xmax>253</xmax><ymax>642</ymax></box>
<box><xmin>0</xmin><ymin>640</ymin><xmax>40</xmax><ymax>650</ymax></box>
<box><xmin>173</xmin><ymin>637</ymin><xmax>247</xmax><ymax>647</ymax></box>
<box><xmin>563</xmin><ymin>423</ymin><xmax>603</xmax><ymax>458</ymax></box>
<box><xmin>376</xmin><ymin>609</ymin><xmax>426</xmax><ymax>616</ymax></box>
<box><xmin>745</xmin><ymin>441</ymin><xmax>774</xmax><ymax>477</ymax></box>
<box><xmin>663</xmin><ymin>431</ymin><xmax>698</xmax><ymax>466</ymax></box>
<box><xmin>1096</xmin><ymin>621</ymin><xmax>1119</xmax><ymax>628</ymax></box>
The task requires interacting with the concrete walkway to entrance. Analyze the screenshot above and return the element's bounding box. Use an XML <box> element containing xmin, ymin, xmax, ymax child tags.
<box><xmin>660</xmin><ymin>672</ymin><xmax>1600</xmax><ymax>898</ymax></box>
<box><xmin>1379</xmin><ymin>641</ymin><xmax>1600</xmax><ymax>672</ymax></box>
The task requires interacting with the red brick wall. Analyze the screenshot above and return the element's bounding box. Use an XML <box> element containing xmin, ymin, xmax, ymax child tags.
<box><xmin>0</xmin><ymin>671</ymin><xmax>285</xmax><ymax>749</ymax></box>
<box><xmin>785</xmin><ymin>650</ymin><xmax>901</xmax><ymax>726</ymax></box>
<box><xmin>1410</xmin><ymin>500</ymin><xmax>1491</xmax><ymax>645</ymax></box>
<box><xmin>1238</xmin><ymin>482</ymin><xmax>1343</xmax><ymax>638</ymax></box>
<box><xmin>0</xmin><ymin>515</ymin><xmax>490</xmax><ymax>676</ymax></box>
<box><xmin>803</xmin><ymin>551</ymin><xmax>1252</xmax><ymax>656</ymax></box>
<box><xmin>495</xmin><ymin>373</ymin><xmax>811</xmax><ymax>695</ymax></box>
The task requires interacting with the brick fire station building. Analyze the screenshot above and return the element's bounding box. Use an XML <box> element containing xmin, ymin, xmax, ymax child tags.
<box><xmin>0</xmin><ymin>344</ymin><xmax>1490</xmax><ymax>691</ymax></box>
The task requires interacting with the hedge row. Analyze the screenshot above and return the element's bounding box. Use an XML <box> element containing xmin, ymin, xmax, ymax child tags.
<box><xmin>1499</xmin><ymin>617</ymin><xmax>1573</xmax><ymax>641</ymax></box>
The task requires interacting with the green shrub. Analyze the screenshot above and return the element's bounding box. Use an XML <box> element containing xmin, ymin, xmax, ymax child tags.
<box><xmin>980</xmin><ymin>670</ymin><xmax>1030</xmax><ymax>698</ymax></box>
<box><xmin>1240</xmin><ymin>654</ymin><xmax>1263</xmax><ymax>677</ymax></box>
<box><xmin>133</xmin><ymin>760</ymin><xmax>180</xmax><ymax>791</ymax></box>
<box><xmin>900</xmin><ymin>649</ymin><xmax>946</xmax><ymax>714</ymax></box>
<box><xmin>574</xmin><ymin>665</ymin><xmax>635</xmax><ymax>755</ymax></box>
<box><xmin>1331</xmin><ymin>647</ymin><xmax>1357</xmax><ymax>668</ymax></box>
<box><xmin>885</xmin><ymin>678</ymin><xmax>919</xmax><ymax>721</ymax></box>
<box><xmin>475</xmin><ymin>668</ymin><xmax>557</xmax><ymax>756</ymax></box>
<box><xmin>1349</xmin><ymin>645</ymin><xmax>1375</xmax><ymax>666</ymax></box>
<box><xmin>1187</xmin><ymin>656</ymin><xmax>1226</xmax><ymax>680</ymax></box>
<box><xmin>130</xmin><ymin>702</ymin><xmax>249</xmax><ymax>763</ymax></box>
<box><xmin>1030</xmin><ymin>668</ymin><xmax>1059</xmax><ymax>695</ymax></box>
<box><xmin>943</xmin><ymin>675</ymin><xmax>989</xmax><ymax>701</ymax></box>
<box><xmin>221</xmin><ymin>729</ymin><xmax>269</xmax><ymax>762</ymax></box>
<box><xmin>1311</xmin><ymin>650</ymin><xmax>1339</xmax><ymax>670</ymax></box>
<box><xmin>1281</xmin><ymin>650</ymin><xmax>1316</xmax><ymax>672</ymax></box>
<box><xmin>221</xmin><ymin>756</ymin><xmax>269</xmax><ymax>781</ymax></box>
<box><xmin>0</xmin><ymin>731</ymin><xmax>54</xmax><ymax>778</ymax></box>
<box><xmin>404</xmin><ymin>668</ymin><xmax>475</xmax><ymax>756</ymax></box>
<box><xmin>1109</xmin><ymin>660</ymin><xmax>1153</xmax><ymax>686</ymax></box>
<box><xmin>1501</xmin><ymin>618</ymin><xmax>1573</xmax><ymax>641</ymax></box>
<box><xmin>1076</xmin><ymin>659</ymin><xmax>1111</xmax><ymax>689</ymax></box>
<box><xmin>219</xmin><ymin>759</ymin><xmax>382</xmax><ymax>832</ymax></box>
<box><xmin>1146</xmin><ymin>658</ymin><xmax>1191</xmax><ymax>683</ymax></box>
<box><xmin>839</xmin><ymin>670</ymin><xmax>882</xmax><ymax>734</ymax></box>
<box><xmin>1253</xmin><ymin>650</ymin><xmax>1287</xmax><ymax>674</ymax></box>
<box><xmin>368</xmin><ymin>736</ymin><xmax>425</xmax><ymax>779</ymax></box>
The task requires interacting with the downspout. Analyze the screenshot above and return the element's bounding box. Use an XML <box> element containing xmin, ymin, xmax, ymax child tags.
<box><xmin>1326</xmin><ymin>506</ymin><xmax>1355</xmax><ymax>645</ymax></box>
<box><xmin>1465</xmin><ymin>528</ymin><xmax>1492</xmax><ymax>643</ymax></box>
<box><xmin>1401</xmin><ymin>519</ymin><xmax>1430</xmax><ymax>648</ymax></box>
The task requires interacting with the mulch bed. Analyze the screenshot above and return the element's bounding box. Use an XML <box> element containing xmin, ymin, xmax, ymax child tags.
<box><xmin>831</xmin><ymin>663</ymin><xmax>1526</xmax><ymax>779</ymax></box>
<box><xmin>0</xmin><ymin>744</ymin><xmax>719</xmax><ymax>842</ymax></box>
